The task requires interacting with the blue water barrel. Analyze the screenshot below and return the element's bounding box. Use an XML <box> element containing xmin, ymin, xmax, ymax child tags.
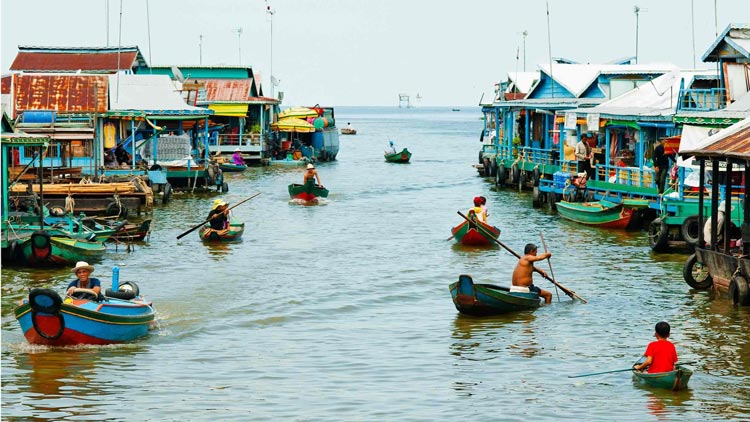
<box><xmin>311</xmin><ymin>132</ymin><xmax>324</xmax><ymax>149</ymax></box>
<box><xmin>300</xmin><ymin>145</ymin><xmax>312</xmax><ymax>158</ymax></box>
<box><xmin>22</xmin><ymin>110</ymin><xmax>56</xmax><ymax>123</ymax></box>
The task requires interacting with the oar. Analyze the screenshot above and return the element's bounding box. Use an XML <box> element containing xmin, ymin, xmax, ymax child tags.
<box><xmin>176</xmin><ymin>193</ymin><xmax>261</xmax><ymax>239</ymax></box>
<box><xmin>456</xmin><ymin>211</ymin><xmax>588</xmax><ymax>303</ymax></box>
<box><xmin>569</xmin><ymin>361</ymin><xmax>698</xmax><ymax>378</ymax></box>
<box><xmin>540</xmin><ymin>232</ymin><xmax>560</xmax><ymax>302</ymax></box>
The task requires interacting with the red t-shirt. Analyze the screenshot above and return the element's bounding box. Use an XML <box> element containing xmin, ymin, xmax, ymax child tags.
<box><xmin>644</xmin><ymin>340</ymin><xmax>678</xmax><ymax>373</ymax></box>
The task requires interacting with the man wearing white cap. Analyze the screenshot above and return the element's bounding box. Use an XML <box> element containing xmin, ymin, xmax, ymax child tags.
<box><xmin>66</xmin><ymin>261</ymin><xmax>102</xmax><ymax>297</ymax></box>
<box><xmin>303</xmin><ymin>163</ymin><xmax>323</xmax><ymax>187</ymax></box>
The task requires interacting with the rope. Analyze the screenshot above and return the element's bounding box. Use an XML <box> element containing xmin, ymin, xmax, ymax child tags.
<box><xmin>64</xmin><ymin>195</ymin><xmax>76</xmax><ymax>214</ymax></box>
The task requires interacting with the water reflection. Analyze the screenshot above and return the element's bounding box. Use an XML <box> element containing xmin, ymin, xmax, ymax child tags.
<box><xmin>637</xmin><ymin>385</ymin><xmax>694</xmax><ymax>421</ymax></box>
<box><xmin>450</xmin><ymin>311</ymin><xmax>537</xmax><ymax>359</ymax></box>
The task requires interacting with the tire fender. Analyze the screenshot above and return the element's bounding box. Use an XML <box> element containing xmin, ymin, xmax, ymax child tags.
<box><xmin>496</xmin><ymin>165</ymin><xmax>507</xmax><ymax>187</ymax></box>
<box><xmin>682</xmin><ymin>253</ymin><xmax>713</xmax><ymax>290</ymax></box>
<box><xmin>729</xmin><ymin>275</ymin><xmax>749</xmax><ymax>306</ymax></box>
<box><xmin>648</xmin><ymin>218</ymin><xmax>669</xmax><ymax>252</ymax></box>
<box><xmin>680</xmin><ymin>215</ymin><xmax>702</xmax><ymax>246</ymax></box>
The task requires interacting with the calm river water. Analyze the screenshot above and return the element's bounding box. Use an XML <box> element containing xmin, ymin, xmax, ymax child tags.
<box><xmin>2</xmin><ymin>107</ymin><xmax>749</xmax><ymax>421</ymax></box>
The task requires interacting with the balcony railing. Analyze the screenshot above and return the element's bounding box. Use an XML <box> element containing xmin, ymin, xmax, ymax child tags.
<box><xmin>678</xmin><ymin>88</ymin><xmax>727</xmax><ymax>112</ymax></box>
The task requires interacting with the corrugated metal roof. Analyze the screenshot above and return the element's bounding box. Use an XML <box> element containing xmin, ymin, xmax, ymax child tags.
<box><xmin>11</xmin><ymin>46</ymin><xmax>145</xmax><ymax>72</ymax></box>
<box><xmin>108</xmin><ymin>74</ymin><xmax>210</xmax><ymax>116</ymax></box>
<box><xmin>13</xmin><ymin>73</ymin><xmax>108</xmax><ymax>113</ymax></box>
<box><xmin>681</xmin><ymin>116</ymin><xmax>750</xmax><ymax>159</ymax></box>
<box><xmin>202</xmin><ymin>79</ymin><xmax>252</xmax><ymax>102</ymax></box>
<box><xmin>1</xmin><ymin>75</ymin><xmax>11</xmax><ymax>94</ymax></box>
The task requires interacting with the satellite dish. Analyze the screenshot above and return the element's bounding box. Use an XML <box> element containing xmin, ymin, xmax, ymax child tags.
<box><xmin>171</xmin><ymin>66</ymin><xmax>185</xmax><ymax>83</ymax></box>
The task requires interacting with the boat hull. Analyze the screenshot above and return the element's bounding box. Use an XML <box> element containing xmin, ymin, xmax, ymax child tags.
<box><xmin>199</xmin><ymin>219</ymin><xmax>245</xmax><ymax>241</ymax></box>
<box><xmin>632</xmin><ymin>366</ymin><xmax>693</xmax><ymax>391</ymax></box>
<box><xmin>17</xmin><ymin>232</ymin><xmax>106</xmax><ymax>266</ymax></box>
<box><xmin>556</xmin><ymin>200</ymin><xmax>635</xmax><ymax>229</ymax></box>
<box><xmin>384</xmin><ymin>148</ymin><xmax>411</xmax><ymax>163</ymax></box>
<box><xmin>451</xmin><ymin>219</ymin><xmax>500</xmax><ymax>246</ymax></box>
<box><xmin>449</xmin><ymin>274</ymin><xmax>540</xmax><ymax>315</ymax></box>
<box><xmin>288</xmin><ymin>181</ymin><xmax>329</xmax><ymax>202</ymax></box>
<box><xmin>15</xmin><ymin>289</ymin><xmax>155</xmax><ymax>346</ymax></box>
<box><xmin>219</xmin><ymin>163</ymin><xmax>247</xmax><ymax>172</ymax></box>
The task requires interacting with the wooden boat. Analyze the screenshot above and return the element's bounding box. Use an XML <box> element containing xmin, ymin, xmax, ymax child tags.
<box><xmin>341</xmin><ymin>128</ymin><xmax>357</xmax><ymax>135</ymax></box>
<box><xmin>14</xmin><ymin>276</ymin><xmax>155</xmax><ymax>346</ymax></box>
<box><xmin>219</xmin><ymin>162</ymin><xmax>247</xmax><ymax>172</ymax></box>
<box><xmin>288</xmin><ymin>180</ymin><xmax>329</xmax><ymax>202</ymax></box>
<box><xmin>199</xmin><ymin>218</ymin><xmax>245</xmax><ymax>241</ymax></box>
<box><xmin>632</xmin><ymin>364</ymin><xmax>693</xmax><ymax>391</ymax></box>
<box><xmin>270</xmin><ymin>157</ymin><xmax>309</xmax><ymax>166</ymax></box>
<box><xmin>451</xmin><ymin>217</ymin><xmax>501</xmax><ymax>246</ymax></box>
<box><xmin>88</xmin><ymin>218</ymin><xmax>152</xmax><ymax>242</ymax></box>
<box><xmin>449</xmin><ymin>274</ymin><xmax>540</xmax><ymax>316</ymax></box>
<box><xmin>555</xmin><ymin>199</ymin><xmax>647</xmax><ymax>230</ymax></box>
<box><xmin>384</xmin><ymin>148</ymin><xmax>412</xmax><ymax>163</ymax></box>
<box><xmin>16</xmin><ymin>230</ymin><xmax>106</xmax><ymax>266</ymax></box>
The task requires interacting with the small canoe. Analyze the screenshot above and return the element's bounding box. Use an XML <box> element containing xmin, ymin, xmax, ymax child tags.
<box><xmin>341</xmin><ymin>128</ymin><xmax>357</xmax><ymax>135</ymax></box>
<box><xmin>451</xmin><ymin>218</ymin><xmax>500</xmax><ymax>246</ymax></box>
<box><xmin>14</xmin><ymin>280</ymin><xmax>155</xmax><ymax>346</ymax></box>
<box><xmin>219</xmin><ymin>163</ymin><xmax>247</xmax><ymax>172</ymax></box>
<box><xmin>199</xmin><ymin>218</ymin><xmax>245</xmax><ymax>241</ymax></box>
<box><xmin>288</xmin><ymin>180</ymin><xmax>329</xmax><ymax>202</ymax></box>
<box><xmin>556</xmin><ymin>199</ymin><xmax>644</xmax><ymax>230</ymax></box>
<box><xmin>632</xmin><ymin>364</ymin><xmax>693</xmax><ymax>391</ymax></box>
<box><xmin>449</xmin><ymin>274</ymin><xmax>540</xmax><ymax>316</ymax></box>
<box><xmin>270</xmin><ymin>157</ymin><xmax>309</xmax><ymax>166</ymax></box>
<box><xmin>17</xmin><ymin>230</ymin><xmax>106</xmax><ymax>266</ymax></box>
<box><xmin>385</xmin><ymin>148</ymin><xmax>411</xmax><ymax>163</ymax></box>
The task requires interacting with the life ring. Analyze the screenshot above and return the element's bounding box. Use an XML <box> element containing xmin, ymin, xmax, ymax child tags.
<box><xmin>162</xmin><ymin>183</ymin><xmax>172</xmax><ymax>205</ymax></box>
<box><xmin>533</xmin><ymin>168</ymin><xmax>541</xmax><ymax>187</ymax></box>
<box><xmin>30</xmin><ymin>231</ymin><xmax>52</xmax><ymax>261</ymax></box>
<box><xmin>483</xmin><ymin>158</ymin><xmax>491</xmax><ymax>177</ymax></box>
<box><xmin>729</xmin><ymin>275</ymin><xmax>749</xmax><ymax>306</ymax></box>
<box><xmin>489</xmin><ymin>160</ymin><xmax>497</xmax><ymax>177</ymax></box>
<box><xmin>496</xmin><ymin>165</ymin><xmax>507</xmax><ymax>187</ymax></box>
<box><xmin>106</xmin><ymin>201</ymin><xmax>128</xmax><ymax>218</ymax></box>
<box><xmin>682</xmin><ymin>253</ymin><xmax>713</xmax><ymax>290</ymax></box>
<box><xmin>29</xmin><ymin>288</ymin><xmax>62</xmax><ymax>314</ymax></box>
<box><xmin>680</xmin><ymin>215</ymin><xmax>703</xmax><ymax>247</ymax></box>
<box><xmin>648</xmin><ymin>218</ymin><xmax>669</xmax><ymax>252</ymax></box>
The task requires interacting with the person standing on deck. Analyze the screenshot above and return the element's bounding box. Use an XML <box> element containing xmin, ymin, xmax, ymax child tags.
<box><xmin>385</xmin><ymin>141</ymin><xmax>397</xmax><ymax>155</ymax></box>
<box><xmin>653</xmin><ymin>139</ymin><xmax>672</xmax><ymax>194</ymax></box>
<box><xmin>303</xmin><ymin>163</ymin><xmax>323</xmax><ymax>187</ymax></box>
<box><xmin>575</xmin><ymin>136</ymin><xmax>593</xmax><ymax>179</ymax></box>
<box><xmin>633</xmin><ymin>321</ymin><xmax>678</xmax><ymax>373</ymax></box>
<box><xmin>231</xmin><ymin>148</ymin><xmax>244</xmax><ymax>166</ymax></box>
<box><xmin>511</xmin><ymin>244</ymin><xmax>553</xmax><ymax>304</ymax></box>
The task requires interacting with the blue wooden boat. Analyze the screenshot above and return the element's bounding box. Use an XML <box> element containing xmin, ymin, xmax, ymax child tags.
<box><xmin>219</xmin><ymin>162</ymin><xmax>247</xmax><ymax>172</ymax></box>
<box><xmin>14</xmin><ymin>268</ymin><xmax>156</xmax><ymax>346</ymax></box>
<box><xmin>449</xmin><ymin>274</ymin><xmax>540</xmax><ymax>316</ymax></box>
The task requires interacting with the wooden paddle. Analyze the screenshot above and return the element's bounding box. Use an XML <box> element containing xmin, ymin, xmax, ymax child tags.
<box><xmin>569</xmin><ymin>361</ymin><xmax>698</xmax><ymax>378</ymax></box>
<box><xmin>540</xmin><ymin>232</ymin><xmax>560</xmax><ymax>302</ymax></box>
<box><xmin>456</xmin><ymin>211</ymin><xmax>587</xmax><ymax>303</ymax></box>
<box><xmin>176</xmin><ymin>193</ymin><xmax>261</xmax><ymax>239</ymax></box>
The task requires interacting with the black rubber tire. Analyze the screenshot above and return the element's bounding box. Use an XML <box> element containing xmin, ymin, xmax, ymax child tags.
<box><xmin>532</xmin><ymin>186</ymin><xmax>542</xmax><ymax>208</ymax></box>
<box><xmin>105</xmin><ymin>289</ymin><xmax>136</xmax><ymax>300</ymax></box>
<box><xmin>30</xmin><ymin>231</ymin><xmax>52</xmax><ymax>261</ymax></box>
<box><xmin>648</xmin><ymin>218</ymin><xmax>670</xmax><ymax>252</ymax></box>
<box><xmin>152</xmin><ymin>183</ymin><xmax>161</xmax><ymax>194</ymax></box>
<box><xmin>729</xmin><ymin>275</ymin><xmax>749</xmax><ymax>306</ymax></box>
<box><xmin>489</xmin><ymin>160</ymin><xmax>497</xmax><ymax>177</ymax></box>
<box><xmin>118</xmin><ymin>281</ymin><xmax>140</xmax><ymax>297</ymax></box>
<box><xmin>681</xmin><ymin>215</ymin><xmax>703</xmax><ymax>247</ymax></box>
<box><xmin>511</xmin><ymin>165</ymin><xmax>520</xmax><ymax>185</ymax></box>
<box><xmin>483</xmin><ymin>158</ymin><xmax>491</xmax><ymax>177</ymax></box>
<box><xmin>49</xmin><ymin>206</ymin><xmax>66</xmax><ymax>217</ymax></box>
<box><xmin>683</xmin><ymin>253</ymin><xmax>713</xmax><ymax>290</ymax></box>
<box><xmin>533</xmin><ymin>168</ymin><xmax>541</xmax><ymax>187</ymax></box>
<box><xmin>496</xmin><ymin>166</ymin><xmax>507</xmax><ymax>187</ymax></box>
<box><xmin>221</xmin><ymin>182</ymin><xmax>229</xmax><ymax>193</ymax></box>
<box><xmin>105</xmin><ymin>201</ymin><xmax>128</xmax><ymax>218</ymax></box>
<box><xmin>28</xmin><ymin>288</ymin><xmax>63</xmax><ymax>314</ymax></box>
<box><xmin>547</xmin><ymin>191</ymin><xmax>557</xmax><ymax>211</ymax></box>
<box><xmin>162</xmin><ymin>183</ymin><xmax>172</xmax><ymax>205</ymax></box>
<box><xmin>478</xmin><ymin>150</ymin><xmax>484</xmax><ymax>164</ymax></box>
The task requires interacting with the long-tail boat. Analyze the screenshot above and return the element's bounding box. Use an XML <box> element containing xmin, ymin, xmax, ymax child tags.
<box><xmin>288</xmin><ymin>180</ymin><xmax>329</xmax><ymax>202</ymax></box>
<box><xmin>384</xmin><ymin>148</ymin><xmax>411</xmax><ymax>163</ymax></box>
<box><xmin>451</xmin><ymin>216</ymin><xmax>500</xmax><ymax>246</ymax></box>
<box><xmin>14</xmin><ymin>267</ymin><xmax>156</xmax><ymax>346</ymax></box>
<box><xmin>556</xmin><ymin>199</ymin><xmax>648</xmax><ymax>230</ymax></box>
<box><xmin>449</xmin><ymin>274</ymin><xmax>540</xmax><ymax>315</ymax></box>
<box><xmin>199</xmin><ymin>218</ymin><xmax>245</xmax><ymax>241</ymax></box>
<box><xmin>632</xmin><ymin>364</ymin><xmax>693</xmax><ymax>391</ymax></box>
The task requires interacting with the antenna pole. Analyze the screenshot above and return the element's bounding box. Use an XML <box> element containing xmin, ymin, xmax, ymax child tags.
<box><xmin>236</xmin><ymin>28</ymin><xmax>243</xmax><ymax>65</ymax></box>
<box><xmin>634</xmin><ymin>6</ymin><xmax>640</xmax><ymax>64</ymax></box>
<box><xmin>691</xmin><ymin>0</ymin><xmax>696</xmax><ymax>67</ymax></box>
<box><xmin>523</xmin><ymin>30</ymin><xmax>528</xmax><ymax>72</ymax></box>
<box><xmin>267</xmin><ymin>3</ymin><xmax>275</xmax><ymax>99</ymax></box>
<box><xmin>199</xmin><ymin>35</ymin><xmax>203</xmax><ymax>65</ymax></box>
<box><xmin>546</xmin><ymin>2</ymin><xmax>554</xmax><ymax>98</ymax></box>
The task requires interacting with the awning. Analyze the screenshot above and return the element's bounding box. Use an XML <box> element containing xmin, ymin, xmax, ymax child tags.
<box><xmin>278</xmin><ymin>107</ymin><xmax>319</xmax><ymax>119</ymax></box>
<box><xmin>209</xmin><ymin>103</ymin><xmax>249</xmax><ymax>117</ymax></box>
<box><xmin>270</xmin><ymin>117</ymin><xmax>315</xmax><ymax>133</ymax></box>
<box><xmin>677</xmin><ymin>125</ymin><xmax>720</xmax><ymax>167</ymax></box>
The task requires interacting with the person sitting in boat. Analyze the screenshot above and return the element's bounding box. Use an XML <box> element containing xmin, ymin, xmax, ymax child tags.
<box><xmin>66</xmin><ymin>261</ymin><xmax>102</xmax><ymax>298</ymax></box>
<box><xmin>385</xmin><ymin>141</ymin><xmax>397</xmax><ymax>155</ymax></box>
<box><xmin>231</xmin><ymin>148</ymin><xmax>244</xmax><ymax>166</ymax></box>
<box><xmin>303</xmin><ymin>163</ymin><xmax>323</xmax><ymax>187</ymax></box>
<box><xmin>510</xmin><ymin>244</ymin><xmax>552</xmax><ymax>304</ymax></box>
<box><xmin>468</xmin><ymin>196</ymin><xmax>488</xmax><ymax>223</ymax></box>
<box><xmin>206</xmin><ymin>199</ymin><xmax>230</xmax><ymax>235</ymax></box>
<box><xmin>632</xmin><ymin>321</ymin><xmax>678</xmax><ymax>373</ymax></box>
<box><xmin>346</xmin><ymin>122</ymin><xmax>355</xmax><ymax>131</ymax></box>
<box><xmin>479</xmin><ymin>196</ymin><xmax>489</xmax><ymax>219</ymax></box>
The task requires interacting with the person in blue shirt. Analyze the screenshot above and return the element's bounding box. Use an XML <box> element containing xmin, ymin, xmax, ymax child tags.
<box><xmin>66</xmin><ymin>261</ymin><xmax>102</xmax><ymax>297</ymax></box>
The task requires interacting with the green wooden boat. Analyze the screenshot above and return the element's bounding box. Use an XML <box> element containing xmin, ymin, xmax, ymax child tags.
<box><xmin>288</xmin><ymin>180</ymin><xmax>329</xmax><ymax>202</ymax></box>
<box><xmin>16</xmin><ymin>230</ymin><xmax>106</xmax><ymax>266</ymax></box>
<box><xmin>219</xmin><ymin>163</ymin><xmax>247</xmax><ymax>172</ymax></box>
<box><xmin>199</xmin><ymin>218</ymin><xmax>245</xmax><ymax>241</ymax></box>
<box><xmin>632</xmin><ymin>364</ymin><xmax>693</xmax><ymax>391</ymax></box>
<box><xmin>384</xmin><ymin>148</ymin><xmax>411</xmax><ymax>163</ymax></box>
<box><xmin>556</xmin><ymin>199</ymin><xmax>647</xmax><ymax>230</ymax></box>
<box><xmin>449</xmin><ymin>274</ymin><xmax>540</xmax><ymax>316</ymax></box>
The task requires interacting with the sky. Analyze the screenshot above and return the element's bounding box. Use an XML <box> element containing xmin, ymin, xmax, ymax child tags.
<box><xmin>1</xmin><ymin>0</ymin><xmax>748</xmax><ymax>107</ymax></box>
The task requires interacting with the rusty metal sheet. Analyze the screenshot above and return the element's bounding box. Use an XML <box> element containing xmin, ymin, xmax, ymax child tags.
<box><xmin>202</xmin><ymin>79</ymin><xmax>252</xmax><ymax>102</ymax></box>
<box><xmin>10</xmin><ymin>51</ymin><xmax>138</xmax><ymax>72</ymax></box>
<box><xmin>13</xmin><ymin>74</ymin><xmax>108</xmax><ymax>114</ymax></box>
<box><xmin>1</xmin><ymin>75</ymin><xmax>10</xmax><ymax>94</ymax></box>
<box><xmin>696</xmin><ymin>126</ymin><xmax>750</xmax><ymax>159</ymax></box>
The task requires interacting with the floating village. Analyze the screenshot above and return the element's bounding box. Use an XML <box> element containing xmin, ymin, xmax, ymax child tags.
<box><xmin>1</xmin><ymin>11</ymin><xmax>749</xmax><ymax>415</ymax></box>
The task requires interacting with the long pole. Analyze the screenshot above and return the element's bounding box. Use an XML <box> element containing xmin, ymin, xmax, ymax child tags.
<box><xmin>237</xmin><ymin>28</ymin><xmax>243</xmax><ymax>65</ymax></box>
<box><xmin>634</xmin><ymin>6</ymin><xmax>640</xmax><ymax>64</ymax></box>
<box><xmin>267</xmin><ymin>3</ymin><xmax>275</xmax><ymax>99</ymax></box>
<box><xmin>199</xmin><ymin>35</ymin><xmax>203</xmax><ymax>65</ymax></box>
<box><xmin>105</xmin><ymin>0</ymin><xmax>110</xmax><ymax>46</ymax></box>
<box><xmin>691</xmin><ymin>0</ymin><xmax>696</xmax><ymax>68</ymax></box>
<box><xmin>146</xmin><ymin>0</ymin><xmax>153</xmax><ymax>68</ymax></box>
<box><xmin>116</xmin><ymin>0</ymin><xmax>123</xmax><ymax>102</ymax></box>
<box><xmin>546</xmin><ymin>2</ymin><xmax>554</xmax><ymax>98</ymax></box>
<box><xmin>540</xmin><ymin>232</ymin><xmax>560</xmax><ymax>302</ymax></box>
<box><xmin>523</xmin><ymin>30</ymin><xmax>528</xmax><ymax>72</ymax></box>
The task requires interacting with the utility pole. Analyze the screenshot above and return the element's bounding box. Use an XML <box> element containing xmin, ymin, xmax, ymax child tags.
<box><xmin>522</xmin><ymin>30</ymin><xmax>528</xmax><ymax>72</ymax></box>
<box><xmin>691</xmin><ymin>0</ymin><xmax>696</xmax><ymax>67</ymax></box>
<box><xmin>267</xmin><ymin>3</ymin><xmax>275</xmax><ymax>99</ymax></box>
<box><xmin>199</xmin><ymin>35</ymin><xmax>203</xmax><ymax>65</ymax></box>
<box><xmin>634</xmin><ymin>5</ymin><xmax>641</xmax><ymax>64</ymax></box>
<box><xmin>236</xmin><ymin>28</ymin><xmax>243</xmax><ymax>65</ymax></box>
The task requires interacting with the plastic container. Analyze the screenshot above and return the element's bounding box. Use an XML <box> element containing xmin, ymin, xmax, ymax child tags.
<box><xmin>22</xmin><ymin>110</ymin><xmax>56</xmax><ymax>124</ymax></box>
<box><xmin>281</xmin><ymin>140</ymin><xmax>292</xmax><ymax>150</ymax></box>
<box><xmin>112</xmin><ymin>266</ymin><xmax>120</xmax><ymax>291</ymax></box>
<box><xmin>311</xmin><ymin>132</ymin><xmax>324</xmax><ymax>149</ymax></box>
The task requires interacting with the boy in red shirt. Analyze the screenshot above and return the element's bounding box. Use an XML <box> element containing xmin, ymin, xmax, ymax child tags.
<box><xmin>633</xmin><ymin>321</ymin><xmax>678</xmax><ymax>373</ymax></box>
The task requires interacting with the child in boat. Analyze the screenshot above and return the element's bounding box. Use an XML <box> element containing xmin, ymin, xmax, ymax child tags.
<box><xmin>468</xmin><ymin>196</ymin><xmax>487</xmax><ymax>223</ymax></box>
<box><xmin>633</xmin><ymin>321</ymin><xmax>678</xmax><ymax>373</ymax></box>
